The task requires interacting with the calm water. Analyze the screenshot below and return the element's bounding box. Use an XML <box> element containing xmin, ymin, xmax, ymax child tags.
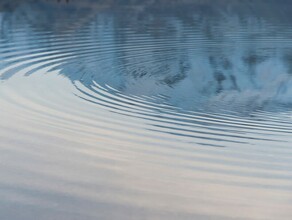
<box><xmin>0</xmin><ymin>1</ymin><xmax>292</xmax><ymax>219</ymax></box>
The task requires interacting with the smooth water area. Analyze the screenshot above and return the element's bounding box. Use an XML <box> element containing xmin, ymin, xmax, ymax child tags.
<box><xmin>0</xmin><ymin>1</ymin><xmax>292</xmax><ymax>219</ymax></box>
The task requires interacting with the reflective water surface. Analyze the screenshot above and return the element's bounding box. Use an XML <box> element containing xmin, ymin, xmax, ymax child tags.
<box><xmin>0</xmin><ymin>1</ymin><xmax>292</xmax><ymax>219</ymax></box>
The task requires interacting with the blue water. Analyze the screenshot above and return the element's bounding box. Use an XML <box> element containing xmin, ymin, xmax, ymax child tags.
<box><xmin>0</xmin><ymin>1</ymin><xmax>291</xmax><ymax>219</ymax></box>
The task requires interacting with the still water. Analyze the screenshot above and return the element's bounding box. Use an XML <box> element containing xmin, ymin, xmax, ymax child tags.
<box><xmin>0</xmin><ymin>1</ymin><xmax>291</xmax><ymax>219</ymax></box>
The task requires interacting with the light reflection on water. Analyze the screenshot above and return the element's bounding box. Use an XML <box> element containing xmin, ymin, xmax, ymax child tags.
<box><xmin>0</xmin><ymin>1</ymin><xmax>292</xmax><ymax>220</ymax></box>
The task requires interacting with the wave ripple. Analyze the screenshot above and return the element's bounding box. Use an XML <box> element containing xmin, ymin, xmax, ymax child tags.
<box><xmin>0</xmin><ymin>1</ymin><xmax>292</xmax><ymax>220</ymax></box>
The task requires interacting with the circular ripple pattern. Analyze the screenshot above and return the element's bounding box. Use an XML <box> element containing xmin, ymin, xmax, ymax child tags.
<box><xmin>0</xmin><ymin>2</ymin><xmax>292</xmax><ymax>220</ymax></box>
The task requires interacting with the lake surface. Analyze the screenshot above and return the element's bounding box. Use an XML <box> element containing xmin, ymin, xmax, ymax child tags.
<box><xmin>0</xmin><ymin>1</ymin><xmax>292</xmax><ymax>219</ymax></box>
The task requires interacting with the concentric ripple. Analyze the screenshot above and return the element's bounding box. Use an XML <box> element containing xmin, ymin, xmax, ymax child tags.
<box><xmin>0</xmin><ymin>1</ymin><xmax>292</xmax><ymax>220</ymax></box>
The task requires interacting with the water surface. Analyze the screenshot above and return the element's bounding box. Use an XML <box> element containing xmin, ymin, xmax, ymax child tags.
<box><xmin>0</xmin><ymin>1</ymin><xmax>292</xmax><ymax>219</ymax></box>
